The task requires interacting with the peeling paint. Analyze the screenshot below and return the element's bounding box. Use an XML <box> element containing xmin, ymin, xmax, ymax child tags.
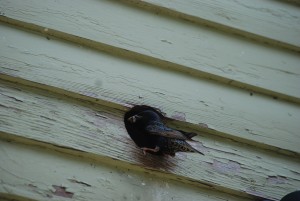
<box><xmin>161</xmin><ymin>39</ymin><xmax>172</xmax><ymax>44</ymax></box>
<box><xmin>52</xmin><ymin>185</ymin><xmax>74</xmax><ymax>198</ymax></box>
<box><xmin>199</xmin><ymin>100</ymin><xmax>209</xmax><ymax>107</ymax></box>
<box><xmin>267</xmin><ymin>176</ymin><xmax>287</xmax><ymax>185</ymax></box>
<box><xmin>171</xmin><ymin>111</ymin><xmax>186</xmax><ymax>121</ymax></box>
<box><xmin>198</xmin><ymin>123</ymin><xmax>208</xmax><ymax>129</ymax></box>
<box><xmin>28</xmin><ymin>184</ymin><xmax>37</xmax><ymax>188</ymax></box>
<box><xmin>212</xmin><ymin>160</ymin><xmax>241</xmax><ymax>175</ymax></box>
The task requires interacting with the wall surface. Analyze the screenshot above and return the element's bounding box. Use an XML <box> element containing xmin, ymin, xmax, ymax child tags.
<box><xmin>0</xmin><ymin>0</ymin><xmax>299</xmax><ymax>201</ymax></box>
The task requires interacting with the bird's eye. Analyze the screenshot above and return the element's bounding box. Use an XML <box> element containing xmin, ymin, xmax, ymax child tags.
<box><xmin>127</xmin><ymin>116</ymin><xmax>136</xmax><ymax>123</ymax></box>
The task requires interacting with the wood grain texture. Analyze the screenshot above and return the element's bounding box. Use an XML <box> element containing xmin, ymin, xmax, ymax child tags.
<box><xmin>0</xmin><ymin>80</ymin><xmax>299</xmax><ymax>200</ymax></box>
<box><xmin>0</xmin><ymin>140</ymin><xmax>252</xmax><ymax>201</ymax></box>
<box><xmin>133</xmin><ymin>0</ymin><xmax>300</xmax><ymax>50</ymax></box>
<box><xmin>1</xmin><ymin>24</ymin><xmax>300</xmax><ymax>154</ymax></box>
<box><xmin>1</xmin><ymin>0</ymin><xmax>300</xmax><ymax>102</ymax></box>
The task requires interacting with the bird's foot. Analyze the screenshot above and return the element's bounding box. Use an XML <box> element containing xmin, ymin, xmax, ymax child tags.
<box><xmin>141</xmin><ymin>146</ymin><xmax>160</xmax><ymax>155</ymax></box>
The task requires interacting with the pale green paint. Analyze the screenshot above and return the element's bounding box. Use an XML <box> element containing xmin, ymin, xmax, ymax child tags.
<box><xmin>0</xmin><ymin>80</ymin><xmax>299</xmax><ymax>200</ymax></box>
<box><xmin>0</xmin><ymin>0</ymin><xmax>299</xmax><ymax>200</ymax></box>
<box><xmin>0</xmin><ymin>24</ymin><xmax>300</xmax><ymax>154</ymax></box>
<box><xmin>141</xmin><ymin>0</ymin><xmax>300</xmax><ymax>50</ymax></box>
<box><xmin>0</xmin><ymin>140</ymin><xmax>254</xmax><ymax>201</ymax></box>
<box><xmin>1</xmin><ymin>0</ymin><xmax>300</xmax><ymax>101</ymax></box>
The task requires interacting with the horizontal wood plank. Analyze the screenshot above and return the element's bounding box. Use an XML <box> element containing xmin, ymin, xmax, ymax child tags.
<box><xmin>0</xmin><ymin>24</ymin><xmax>300</xmax><ymax>154</ymax></box>
<box><xmin>0</xmin><ymin>80</ymin><xmax>299</xmax><ymax>200</ymax></box>
<box><xmin>0</xmin><ymin>140</ymin><xmax>252</xmax><ymax>201</ymax></box>
<box><xmin>134</xmin><ymin>0</ymin><xmax>300</xmax><ymax>50</ymax></box>
<box><xmin>1</xmin><ymin>0</ymin><xmax>300</xmax><ymax>102</ymax></box>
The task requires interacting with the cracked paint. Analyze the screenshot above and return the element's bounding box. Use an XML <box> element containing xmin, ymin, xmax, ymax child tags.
<box><xmin>68</xmin><ymin>178</ymin><xmax>92</xmax><ymax>187</ymax></box>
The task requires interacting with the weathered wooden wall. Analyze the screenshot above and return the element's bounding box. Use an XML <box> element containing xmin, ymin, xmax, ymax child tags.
<box><xmin>0</xmin><ymin>0</ymin><xmax>299</xmax><ymax>201</ymax></box>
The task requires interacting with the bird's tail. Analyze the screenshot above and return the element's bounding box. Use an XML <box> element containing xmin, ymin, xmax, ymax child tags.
<box><xmin>187</xmin><ymin>143</ymin><xmax>204</xmax><ymax>155</ymax></box>
<box><xmin>192</xmin><ymin>147</ymin><xmax>204</xmax><ymax>155</ymax></box>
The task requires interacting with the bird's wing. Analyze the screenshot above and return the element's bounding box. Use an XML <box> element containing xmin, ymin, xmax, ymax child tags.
<box><xmin>145</xmin><ymin>122</ymin><xmax>188</xmax><ymax>140</ymax></box>
<box><xmin>167</xmin><ymin>139</ymin><xmax>204</xmax><ymax>155</ymax></box>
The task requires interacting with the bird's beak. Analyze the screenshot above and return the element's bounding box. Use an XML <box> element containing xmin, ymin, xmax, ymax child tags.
<box><xmin>127</xmin><ymin>115</ymin><xmax>141</xmax><ymax>123</ymax></box>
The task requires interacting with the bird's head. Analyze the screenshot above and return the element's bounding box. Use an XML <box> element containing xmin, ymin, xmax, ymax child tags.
<box><xmin>127</xmin><ymin>110</ymin><xmax>161</xmax><ymax>124</ymax></box>
<box><xmin>127</xmin><ymin>115</ymin><xmax>142</xmax><ymax>123</ymax></box>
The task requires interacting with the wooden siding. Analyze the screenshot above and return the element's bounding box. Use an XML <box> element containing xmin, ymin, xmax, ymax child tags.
<box><xmin>0</xmin><ymin>139</ymin><xmax>254</xmax><ymax>201</ymax></box>
<box><xmin>1</xmin><ymin>0</ymin><xmax>300</xmax><ymax>104</ymax></box>
<box><xmin>135</xmin><ymin>0</ymin><xmax>300</xmax><ymax>51</ymax></box>
<box><xmin>0</xmin><ymin>0</ymin><xmax>299</xmax><ymax>201</ymax></box>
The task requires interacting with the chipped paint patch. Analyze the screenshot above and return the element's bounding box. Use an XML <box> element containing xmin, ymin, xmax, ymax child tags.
<box><xmin>198</xmin><ymin>123</ymin><xmax>208</xmax><ymax>129</ymax></box>
<box><xmin>212</xmin><ymin>160</ymin><xmax>241</xmax><ymax>175</ymax></box>
<box><xmin>267</xmin><ymin>176</ymin><xmax>287</xmax><ymax>185</ymax></box>
<box><xmin>28</xmin><ymin>184</ymin><xmax>37</xmax><ymax>188</ymax></box>
<box><xmin>171</xmin><ymin>111</ymin><xmax>186</xmax><ymax>121</ymax></box>
<box><xmin>161</xmin><ymin>39</ymin><xmax>172</xmax><ymax>44</ymax></box>
<box><xmin>52</xmin><ymin>185</ymin><xmax>74</xmax><ymax>198</ymax></box>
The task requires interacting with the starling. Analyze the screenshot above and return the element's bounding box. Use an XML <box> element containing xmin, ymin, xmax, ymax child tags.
<box><xmin>124</xmin><ymin>105</ymin><xmax>204</xmax><ymax>156</ymax></box>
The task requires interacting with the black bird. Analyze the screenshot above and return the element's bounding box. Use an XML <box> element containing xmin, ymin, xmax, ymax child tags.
<box><xmin>124</xmin><ymin>105</ymin><xmax>204</xmax><ymax>156</ymax></box>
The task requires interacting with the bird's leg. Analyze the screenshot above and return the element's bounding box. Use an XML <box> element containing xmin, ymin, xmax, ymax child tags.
<box><xmin>141</xmin><ymin>146</ymin><xmax>160</xmax><ymax>155</ymax></box>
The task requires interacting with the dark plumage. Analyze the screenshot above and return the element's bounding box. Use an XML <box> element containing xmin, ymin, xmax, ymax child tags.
<box><xmin>124</xmin><ymin>105</ymin><xmax>204</xmax><ymax>156</ymax></box>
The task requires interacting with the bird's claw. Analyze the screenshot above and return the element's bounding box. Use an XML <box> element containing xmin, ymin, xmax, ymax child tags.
<box><xmin>141</xmin><ymin>147</ymin><xmax>148</xmax><ymax>155</ymax></box>
<box><xmin>141</xmin><ymin>146</ymin><xmax>160</xmax><ymax>155</ymax></box>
